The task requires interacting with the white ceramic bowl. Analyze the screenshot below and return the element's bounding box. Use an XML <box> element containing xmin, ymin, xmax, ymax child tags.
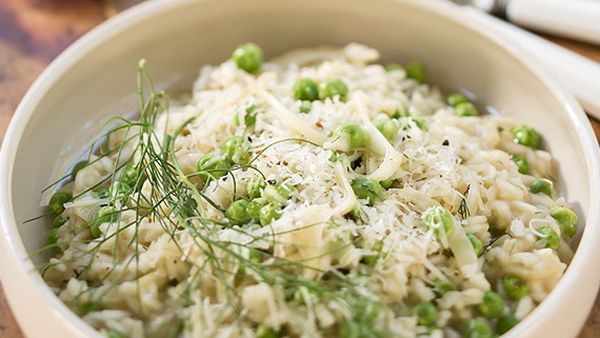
<box><xmin>1</xmin><ymin>0</ymin><xmax>599</xmax><ymax>337</ymax></box>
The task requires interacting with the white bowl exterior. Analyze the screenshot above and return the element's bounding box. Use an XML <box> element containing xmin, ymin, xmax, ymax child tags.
<box><xmin>1</xmin><ymin>0</ymin><xmax>599</xmax><ymax>337</ymax></box>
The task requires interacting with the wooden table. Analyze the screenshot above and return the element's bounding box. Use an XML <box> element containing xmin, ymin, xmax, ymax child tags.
<box><xmin>0</xmin><ymin>1</ymin><xmax>599</xmax><ymax>336</ymax></box>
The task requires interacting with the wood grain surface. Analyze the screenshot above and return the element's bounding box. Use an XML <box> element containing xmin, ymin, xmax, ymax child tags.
<box><xmin>0</xmin><ymin>1</ymin><xmax>599</xmax><ymax>337</ymax></box>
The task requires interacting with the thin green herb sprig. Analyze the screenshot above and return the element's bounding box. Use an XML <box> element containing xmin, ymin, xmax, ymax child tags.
<box><xmin>36</xmin><ymin>60</ymin><xmax>390</xmax><ymax>337</ymax></box>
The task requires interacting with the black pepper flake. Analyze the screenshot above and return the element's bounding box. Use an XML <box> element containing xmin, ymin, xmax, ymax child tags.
<box><xmin>442</xmin><ymin>139</ymin><xmax>449</xmax><ymax>146</ymax></box>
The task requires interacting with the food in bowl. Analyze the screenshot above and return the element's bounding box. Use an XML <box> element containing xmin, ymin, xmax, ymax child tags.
<box><xmin>41</xmin><ymin>43</ymin><xmax>578</xmax><ymax>338</ymax></box>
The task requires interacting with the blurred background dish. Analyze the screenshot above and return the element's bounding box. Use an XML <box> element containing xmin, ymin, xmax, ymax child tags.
<box><xmin>452</xmin><ymin>0</ymin><xmax>600</xmax><ymax>45</ymax></box>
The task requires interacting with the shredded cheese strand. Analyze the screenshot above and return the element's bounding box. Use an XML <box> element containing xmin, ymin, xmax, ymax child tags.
<box><xmin>257</xmin><ymin>89</ymin><xmax>327</xmax><ymax>144</ymax></box>
<box><xmin>351</xmin><ymin>91</ymin><xmax>404</xmax><ymax>181</ymax></box>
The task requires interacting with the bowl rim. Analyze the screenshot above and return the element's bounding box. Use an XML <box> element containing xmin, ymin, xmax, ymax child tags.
<box><xmin>1</xmin><ymin>0</ymin><xmax>599</xmax><ymax>337</ymax></box>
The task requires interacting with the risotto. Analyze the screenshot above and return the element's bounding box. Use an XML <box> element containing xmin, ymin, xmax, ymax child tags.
<box><xmin>42</xmin><ymin>43</ymin><xmax>578</xmax><ymax>338</ymax></box>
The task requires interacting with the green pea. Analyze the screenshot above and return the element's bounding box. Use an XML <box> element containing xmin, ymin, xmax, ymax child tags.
<box><xmin>536</xmin><ymin>225</ymin><xmax>560</xmax><ymax>249</ymax></box>
<box><xmin>454</xmin><ymin>102</ymin><xmax>479</xmax><ymax>117</ymax></box>
<box><xmin>363</xmin><ymin>241</ymin><xmax>383</xmax><ymax>267</ymax></box>
<box><xmin>120</xmin><ymin>163</ymin><xmax>141</xmax><ymax>189</ymax></box>
<box><xmin>52</xmin><ymin>216</ymin><xmax>67</xmax><ymax>228</ymax></box>
<box><xmin>497</xmin><ymin>312</ymin><xmax>519</xmax><ymax>335</ymax></box>
<box><xmin>513</xmin><ymin>125</ymin><xmax>541</xmax><ymax>149</ymax></box>
<box><xmin>351</xmin><ymin>178</ymin><xmax>384</xmax><ymax>205</ymax></box>
<box><xmin>259</xmin><ymin>203</ymin><xmax>282</xmax><ymax>226</ymax></box>
<box><xmin>48</xmin><ymin>191</ymin><xmax>72</xmax><ymax>215</ymax></box>
<box><xmin>263</xmin><ymin>183</ymin><xmax>295</xmax><ymax>205</ymax></box>
<box><xmin>434</xmin><ymin>281</ymin><xmax>457</xmax><ymax>297</ymax></box>
<box><xmin>550</xmin><ymin>207</ymin><xmax>578</xmax><ymax>237</ymax></box>
<box><xmin>379</xmin><ymin>179</ymin><xmax>393</xmax><ymax>190</ymax></box>
<box><xmin>223</xmin><ymin>136</ymin><xmax>250</xmax><ymax>164</ymax></box>
<box><xmin>197</xmin><ymin>155</ymin><xmax>231</xmax><ymax>182</ymax></box>
<box><xmin>225</xmin><ymin>200</ymin><xmax>251</xmax><ymax>225</ymax></box>
<box><xmin>71</xmin><ymin>160</ymin><xmax>89</xmax><ymax>181</ymax></box>
<box><xmin>478</xmin><ymin>291</ymin><xmax>504</xmax><ymax>319</ymax></box>
<box><xmin>247</xmin><ymin>177</ymin><xmax>265</xmax><ymax>199</ymax></box>
<box><xmin>94</xmin><ymin>205</ymin><xmax>119</xmax><ymax>223</ymax></box>
<box><xmin>447</xmin><ymin>93</ymin><xmax>470</xmax><ymax>107</ymax></box>
<box><xmin>231</xmin><ymin>43</ymin><xmax>263</xmax><ymax>73</ymax></box>
<box><xmin>319</xmin><ymin>78</ymin><xmax>348</xmax><ymax>101</ymax></box>
<box><xmin>501</xmin><ymin>276</ymin><xmax>528</xmax><ymax>300</ymax></box>
<box><xmin>90</xmin><ymin>206</ymin><xmax>119</xmax><ymax>238</ymax></box>
<box><xmin>47</xmin><ymin>227</ymin><xmax>61</xmax><ymax>254</ymax></box>
<box><xmin>468</xmin><ymin>234</ymin><xmax>483</xmax><ymax>256</ymax></box>
<box><xmin>293</xmin><ymin>78</ymin><xmax>320</xmax><ymax>101</ymax></box>
<box><xmin>335</xmin><ymin>123</ymin><xmax>366</xmax><ymax>149</ymax></box>
<box><xmin>236</xmin><ymin>104</ymin><xmax>258</xmax><ymax>127</ymax></box>
<box><xmin>405</xmin><ymin>61</ymin><xmax>426</xmax><ymax>83</ymax></box>
<box><xmin>412</xmin><ymin>301</ymin><xmax>438</xmax><ymax>327</ymax></box>
<box><xmin>530</xmin><ymin>178</ymin><xmax>553</xmax><ymax>197</ymax></box>
<box><xmin>421</xmin><ymin>206</ymin><xmax>454</xmax><ymax>236</ymax></box>
<box><xmin>464</xmin><ymin>318</ymin><xmax>492</xmax><ymax>338</ymax></box>
<box><xmin>244</xmin><ymin>104</ymin><xmax>258</xmax><ymax>127</ymax></box>
<box><xmin>374</xmin><ymin>116</ymin><xmax>400</xmax><ymax>142</ymax></box>
<box><xmin>247</xmin><ymin>197</ymin><xmax>268</xmax><ymax>221</ymax></box>
<box><xmin>385</xmin><ymin>63</ymin><xmax>403</xmax><ymax>72</ymax></box>
<box><xmin>299</xmin><ymin>100</ymin><xmax>312</xmax><ymax>114</ymax></box>
<box><xmin>511</xmin><ymin>154</ymin><xmax>530</xmax><ymax>175</ymax></box>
